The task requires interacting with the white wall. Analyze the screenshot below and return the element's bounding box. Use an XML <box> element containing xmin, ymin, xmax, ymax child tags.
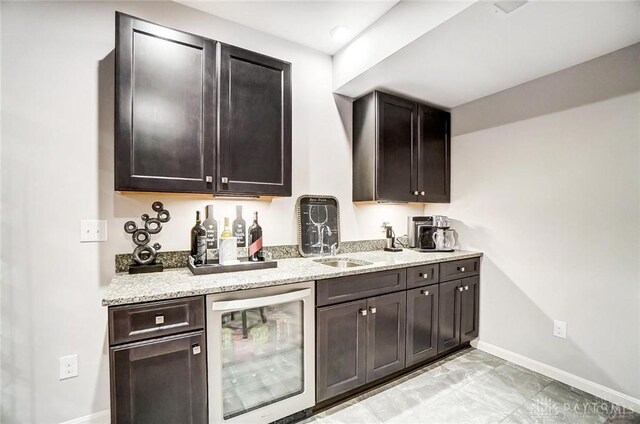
<box><xmin>426</xmin><ymin>44</ymin><xmax>640</xmax><ymax>402</ymax></box>
<box><xmin>0</xmin><ymin>2</ymin><xmax>422</xmax><ymax>422</ymax></box>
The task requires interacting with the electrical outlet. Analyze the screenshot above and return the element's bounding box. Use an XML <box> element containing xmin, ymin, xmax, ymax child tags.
<box><xmin>59</xmin><ymin>354</ymin><xmax>78</xmax><ymax>380</ymax></box>
<box><xmin>553</xmin><ymin>320</ymin><xmax>567</xmax><ymax>339</ymax></box>
<box><xmin>80</xmin><ymin>220</ymin><xmax>107</xmax><ymax>242</ymax></box>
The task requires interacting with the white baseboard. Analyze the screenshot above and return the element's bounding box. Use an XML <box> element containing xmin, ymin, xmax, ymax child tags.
<box><xmin>59</xmin><ymin>410</ymin><xmax>109</xmax><ymax>424</ymax></box>
<box><xmin>473</xmin><ymin>340</ymin><xmax>640</xmax><ymax>414</ymax></box>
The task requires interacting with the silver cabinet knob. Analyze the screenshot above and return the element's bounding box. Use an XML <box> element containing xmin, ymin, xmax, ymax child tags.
<box><xmin>458</xmin><ymin>287</ymin><xmax>464</xmax><ymax>292</ymax></box>
<box><xmin>412</xmin><ymin>190</ymin><xmax>419</xmax><ymax>195</ymax></box>
<box><xmin>359</xmin><ymin>309</ymin><xmax>367</xmax><ymax>316</ymax></box>
<box><xmin>221</xmin><ymin>177</ymin><xmax>229</xmax><ymax>184</ymax></box>
<box><xmin>458</xmin><ymin>267</ymin><xmax>466</xmax><ymax>272</ymax></box>
<box><xmin>192</xmin><ymin>344</ymin><xmax>201</xmax><ymax>355</ymax></box>
<box><xmin>369</xmin><ymin>307</ymin><xmax>377</xmax><ymax>314</ymax></box>
<box><xmin>420</xmin><ymin>290</ymin><xmax>429</xmax><ymax>296</ymax></box>
<box><xmin>205</xmin><ymin>176</ymin><xmax>213</xmax><ymax>183</ymax></box>
<box><xmin>420</xmin><ymin>191</ymin><xmax>425</xmax><ymax>195</ymax></box>
<box><xmin>465</xmin><ymin>286</ymin><xmax>469</xmax><ymax>290</ymax></box>
<box><xmin>419</xmin><ymin>273</ymin><xmax>428</xmax><ymax>279</ymax></box>
<box><xmin>155</xmin><ymin>315</ymin><xmax>165</xmax><ymax>325</ymax></box>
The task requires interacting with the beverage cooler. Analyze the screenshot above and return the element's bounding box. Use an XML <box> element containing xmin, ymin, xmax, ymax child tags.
<box><xmin>206</xmin><ymin>281</ymin><xmax>315</xmax><ymax>423</ymax></box>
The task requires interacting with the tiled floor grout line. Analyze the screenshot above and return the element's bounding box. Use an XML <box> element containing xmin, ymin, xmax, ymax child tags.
<box><xmin>495</xmin><ymin>377</ymin><xmax>556</xmax><ymax>423</ymax></box>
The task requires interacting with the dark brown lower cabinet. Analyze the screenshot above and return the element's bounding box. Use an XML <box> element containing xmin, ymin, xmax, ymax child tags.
<box><xmin>316</xmin><ymin>299</ymin><xmax>367</xmax><ymax>402</ymax></box>
<box><xmin>460</xmin><ymin>276</ymin><xmax>480</xmax><ymax>343</ymax></box>
<box><xmin>438</xmin><ymin>280</ymin><xmax>460</xmax><ymax>353</ymax></box>
<box><xmin>438</xmin><ymin>276</ymin><xmax>480</xmax><ymax>353</ymax></box>
<box><xmin>110</xmin><ymin>331</ymin><xmax>207</xmax><ymax>424</ymax></box>
<box><xmin>366</xmin><ymin>291</ymin><xmax>406</xmax><ymax>381</ymax></box>
<box><xmin>406</xmin><ymin>285</ymin><xmax>439</xmax><ymax>366</ymax></box>
<box><xmin>316</xmin><ymin>292</ymin><xmax>406</xmax><ymax>402</ymax></box>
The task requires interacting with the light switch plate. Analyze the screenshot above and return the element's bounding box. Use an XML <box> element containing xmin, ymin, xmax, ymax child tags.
<box><xmin>80</xmin><ymin>220</ymin><xmax>107</xmax><ymax>242</ymax></box>
<box><xmin>553</xmin><ymin>320</ymin><xmax>567</xmax><ymax>339</ymax></box>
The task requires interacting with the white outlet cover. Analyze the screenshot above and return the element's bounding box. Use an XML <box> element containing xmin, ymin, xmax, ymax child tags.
<box><xmin>59</xmin><ymin>354</ymin><xmax>78</xmax><ymax>380</ymax></box>
<box><xmin>80</xmin><ymin>220</ymin><xmax>107</xmax><ymax>242</ymax></box>
<box><xmin>553</xmin><ymin>320</ymin><xmax>567</xmax><ymax>339</ymax></box>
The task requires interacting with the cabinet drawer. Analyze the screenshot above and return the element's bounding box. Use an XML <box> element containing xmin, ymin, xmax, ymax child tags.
<box><xmin>439</xmin><ymin>258</ymin><xmax>480</xmax><ymax>282</ymax></box>
<box><xmin>109</xmin><ymin>297</ymin><xmax>204</xmax><ymax>345</ymax></box>
<box><xmin>317</xmin><ymin>269</ymin><xmax>406</xmax><ymax>307</ymax></box>
<box><xmin>406</xmin><ymin>264</ymin><xmax>439</xmax><ymax>289</ymax></box>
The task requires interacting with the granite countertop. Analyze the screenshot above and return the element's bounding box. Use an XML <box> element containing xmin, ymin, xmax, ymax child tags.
<box><xmin>102</xmin><ymin>249</ymin><xmax>482</xmax><ymax>306</ymax></box>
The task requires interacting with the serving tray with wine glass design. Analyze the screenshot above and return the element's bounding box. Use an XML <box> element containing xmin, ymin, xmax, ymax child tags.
<box><xmin>296</xmin><ymin>195</ymin><xmax>340</xmax><ymax>257</ymax></box>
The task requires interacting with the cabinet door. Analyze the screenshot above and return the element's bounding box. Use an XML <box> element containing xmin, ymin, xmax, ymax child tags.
<box><xmin>115</xmin><ymin>13</ymin><xmax>215</xmax><ymax>193</ymax></box>
<box><xmin>316</xmin><ymin>299</ymin><xmax>367</xmax><ymax>402</ymax></box>
<box><xmin>417</xmin><ymin>104</ymin><xmax>450</xmax><ymax>203</ymax></box>
<box><xmin>438</xmin><ymin>279</ymin><xmax>461</xmax><ymax>353</ymax></box>
<box><xmin>366</xmin><ymin>291</ymin><xmax>406</xmax><ymax>382</ymax></box>
<box><xmin>110</xmin><ymin>331</ymin><xmax>207</xmax><ymax>424</ymax></box>
<box><xmin>460</xmin><ymin>276</ymin><xmax>480</xmax><ymax>343</ymax></box>
<box><xmin>376</xmin><ymin>92</ymin><xmax>418</xmax><ymax>202</ymax></box>
<box><xmin>218</xmin><ymin>44</ymin><xmax>292</xmax><ymax>196</ymax></box>
<box><xmin>406</xmin><ymin>285</ymin><xmax>439</xmax><ymax>366</ymax></box>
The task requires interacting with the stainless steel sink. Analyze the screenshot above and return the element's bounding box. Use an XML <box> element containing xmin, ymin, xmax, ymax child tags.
<box><xmin>313</xmin><ymin>257</ymin><xmax>373</xmax><ymax>269</ymax></box>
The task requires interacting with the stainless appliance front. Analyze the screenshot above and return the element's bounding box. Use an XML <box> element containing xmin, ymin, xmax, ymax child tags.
<box><xmin>206</xmin><ymin>281</ymin><xmax>315</xmax><ymax>423</ymax></box>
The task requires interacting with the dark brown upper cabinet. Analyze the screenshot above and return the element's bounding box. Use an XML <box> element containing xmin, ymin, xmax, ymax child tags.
<box><xmin>114</xmin><ymin>13</ymin><xmax>292</xmax><ymax>197</ymax></box>
<box><xmin>417</xmin><ymin>104</ymin><xmax>450</xmax><ymax>202</ymax></box>
<box><xmin>115</xmin><ymin>12</ymin><xmax>216</xmax><ymax>194</ymax></box>
<box><xmin>353</xmin><ymin>91</ymin><xmax>450</xmax><ymax>203</ymax></box>
<box><xmin>217</xmin><ymin>45</ymin><xmax>292</xmax><ymax>197</ymax></box>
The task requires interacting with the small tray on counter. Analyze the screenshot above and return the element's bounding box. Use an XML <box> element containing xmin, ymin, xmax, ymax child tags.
<box><xmin>187</xmin><ymin>256</ymin><xmax>277</xmax><ymax>275</ymax></box>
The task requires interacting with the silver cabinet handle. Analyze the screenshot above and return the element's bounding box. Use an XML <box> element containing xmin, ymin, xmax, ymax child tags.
<box><xmin>465</xmin><ymin>286</ymin><xmax>469</xmax><ymax>290</ymax></box>
<box><xmin>359</xmin><ymin>309</ymin><xmax>367</xmax><ymax>316</ymax></box>
<box><xmin>155</xmin><ymin>315</ymin><xmax>165</xmax><ymax>325</ymax></box>
<box><xmin>412</xmin><ymin>190</ymin><xmax>419</xmax><ymax>195</ymax></box>
<box><xmin>419</xmin><ymin>273</ymin><xmax>429</xmax><ymax>279</ymax></box>
<box><xmin>420</xmin><ymin>191</ymin><xmax>425</xmax><ymax>195</ymax></box>
<box><xmin>458</xmin><ymin>267</ymin><xmax>466</xmax><ymax>272</ymax></box>
<box><xmin>192</xmin><ymin>344</ymin><xmax>201</xmax><ymax>355</ymax></box>
<box><xmin>369</xmin><ymin>307</ymin><xmax>377</xmax><ymax>314</ymax></box>
<box><xmin>458</xmin><ymin>287</ymin><xmax>464</xmax><ymax>292</ymax></box>
<box><xmin>221</xmin><ymin>177</ymin><xmax>229</xmax><ymax>184</ymax></box>
<box><xmin>420</xmin><ymin>290</ymin><xmax>429</xmax><ymax>296</ymax></box>
<box><xmin>205</xmin><ymin>176</ymin><xmax>213</xmax><ymax>183</ymax></box>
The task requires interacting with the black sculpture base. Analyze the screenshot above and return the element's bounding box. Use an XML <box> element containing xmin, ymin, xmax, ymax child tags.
<box><xmin>129</xmin><ymin>262</ymin><xmax>164</xmax><ymax>274</ymax></box>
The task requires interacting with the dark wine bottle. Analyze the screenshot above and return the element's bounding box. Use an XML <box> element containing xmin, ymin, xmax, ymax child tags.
<box><xmin>190</xmin><ymin>211</ymin><xmax>207</xmax><ymax>266</ymax></box>
<box><xmin>203</xmin><ymin>205</ymin><xmax>218</xmax><ymax>250</ymax></box>
<box><xmin>233</xmin><ymin>205</ymin><xmax>246</xmax><ymax>247</ymax></box>
<box><xmin>247</xmin><ymin>211</ymin><xmax>263</xmax><ymax>262</ymax></box>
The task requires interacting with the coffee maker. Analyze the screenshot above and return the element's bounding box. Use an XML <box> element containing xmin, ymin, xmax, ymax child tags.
<box><xmin>407</xmin><ymin>216</ymin><xmax>450</xmax><ymax>250</ymax></box>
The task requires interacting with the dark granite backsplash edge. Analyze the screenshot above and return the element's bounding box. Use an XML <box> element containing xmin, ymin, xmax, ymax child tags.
<box><xmin>114</xmin><ymin>238</ymin><xmax>402</xmax><ymax>273</ymax></box>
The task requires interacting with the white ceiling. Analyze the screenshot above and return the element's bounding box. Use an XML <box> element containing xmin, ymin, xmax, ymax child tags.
<box><xmin>177</xmin><ymin>0</ymin><xmax>399</xmax><ymax>54</ymax></box>
<box><xmin>334</xmin><ymin>1</ymin><xmax>640</xmax><ymax>107</ymax></box>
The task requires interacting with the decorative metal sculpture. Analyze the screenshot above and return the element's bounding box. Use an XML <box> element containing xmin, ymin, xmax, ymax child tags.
<box><xmin>124</xmin><ymin>201</ymin><xmax>171</xmax><ymax>273</ymax></box>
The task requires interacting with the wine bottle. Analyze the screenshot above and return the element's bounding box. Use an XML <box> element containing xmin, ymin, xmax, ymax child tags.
<box><xmin>233</xmin><ymin>205</ymin><xmax>246</xmax><ymax>247</ymax></box>
<box><xmin>203</xmin><ymin>205</ymin><xmax>218</xmax><ymax>250</ymax></box>
<box><xmin>221</xmin><ymin>217</ymin><xmax>232</xmax><ymax>238</ymax></box>
<box><xmin>247</xmin><ymin>211</ymin><xmax>263</xmax><ymax>262</ymax></box>
<box><xmin>190</xmin><ymin>211</ymin><xmax>207</xmax><ymax>266</ymax></box>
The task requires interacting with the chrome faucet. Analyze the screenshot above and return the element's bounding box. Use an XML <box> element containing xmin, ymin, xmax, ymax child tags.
<box><xmin>330</xmin><ymin>243</ymin><xmax>338</xmax><ymax>256</ymax></box>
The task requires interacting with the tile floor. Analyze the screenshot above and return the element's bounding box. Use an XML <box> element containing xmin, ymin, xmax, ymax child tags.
<box><xmin>304</xmin><ymin>348</ymin><xmax>639</xmax><ymax>424</ymax></box>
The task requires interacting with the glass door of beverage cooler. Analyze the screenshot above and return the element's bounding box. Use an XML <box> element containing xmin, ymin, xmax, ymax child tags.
<box><xmin>207</xmin><ymin>282</ymin><xmax>315</xmax><ymax>424</ymax></box>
